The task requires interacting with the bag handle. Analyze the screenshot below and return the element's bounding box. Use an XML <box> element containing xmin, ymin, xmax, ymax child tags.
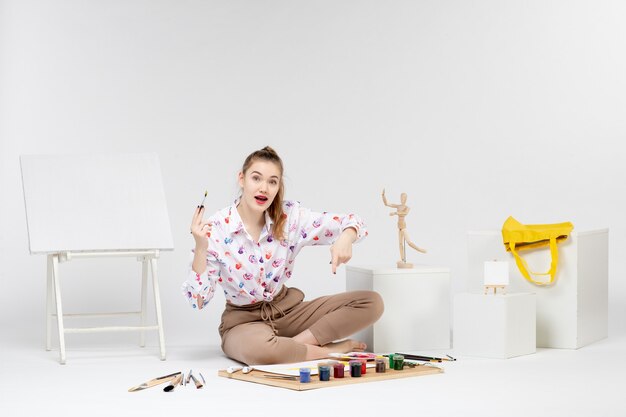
<box><xmin>508</xmin><ymin>237</ymin><xmax>558</xmax><ymax>286</ymax></box>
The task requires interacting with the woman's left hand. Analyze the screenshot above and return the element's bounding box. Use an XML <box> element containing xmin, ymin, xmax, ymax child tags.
<box><xmin>330</xmin><ymin>228</ymin><xmax>357</xmax><ymax>274</ymax></box>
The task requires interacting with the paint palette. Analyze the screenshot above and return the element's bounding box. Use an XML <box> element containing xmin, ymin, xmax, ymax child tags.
<box><xmin>218</xmin><ymin>364</ymin><xmax>443</xmax><ymax>391</ymax></box>
<box><xmin>327</xmin><ymin>352</ymin><xmax>379</xmax><ymax>361</ymax></box>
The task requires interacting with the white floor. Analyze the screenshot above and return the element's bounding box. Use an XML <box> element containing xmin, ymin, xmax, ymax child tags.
<box><xmin>2</xmin><ymin>333</ymin><xmax>625</xmax><ymax>417</ymax></box>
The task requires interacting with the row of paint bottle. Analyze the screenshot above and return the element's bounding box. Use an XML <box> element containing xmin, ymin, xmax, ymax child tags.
<box><xmin>299</xmin><ymin>355</ymin><xmax>405</xmax><ymax>383</ymax></box>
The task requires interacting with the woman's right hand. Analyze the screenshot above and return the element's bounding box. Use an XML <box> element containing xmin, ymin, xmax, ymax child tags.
<box><xmin>191</xmin><ymin>206</ymin><xmax>212</xmax><ymax>250</ymax></box>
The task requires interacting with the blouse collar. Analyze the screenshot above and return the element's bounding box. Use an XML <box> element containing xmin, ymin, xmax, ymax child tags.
<box><xmin>226</xmin><ymin>197</ymin><xmax>274</xmax><ymax>238</ymax></box>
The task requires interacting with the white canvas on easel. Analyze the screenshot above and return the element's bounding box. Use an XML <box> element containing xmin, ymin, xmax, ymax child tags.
<box><xmin>484</xmin><ymin>261</ymin><xmax>509</xmax><ymax>286</ymax></box>
<box><xmin>483</xmin><ymin>260</ymin><xmax>509</xmax><ymax>295</ymax></box>
<box><xmin>20</xmin><ymin>153</ymin><xmax>174</xmax><ymax>364</ymax></box>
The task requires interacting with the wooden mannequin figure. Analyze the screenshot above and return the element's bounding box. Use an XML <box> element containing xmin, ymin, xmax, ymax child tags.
<box><xmin>382</xmin><ymin>189</ymin><xmax>426</xmax><ymax>268</ymax></box>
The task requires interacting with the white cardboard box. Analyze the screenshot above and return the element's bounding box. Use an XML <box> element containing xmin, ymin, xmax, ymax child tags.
<box><xmin>346</xmin><ymin>265</ymin><xmax>450</xmax><ymax>352</ymax></box>
<box><xmin>453</xmin><ymin>293</ymin><xmax>536</xmax><ymax>359</ymax></box>
<box><xmin>467</xmin><ymin>229</ymin><xmax>608</xmax><ymax>349</ymax></box>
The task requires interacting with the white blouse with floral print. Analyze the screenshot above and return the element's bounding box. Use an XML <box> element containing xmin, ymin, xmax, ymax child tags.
<box><xmin>182</xmin><ymin>200</ymin><xmax>367</xmax><ymax>308</ymax></box>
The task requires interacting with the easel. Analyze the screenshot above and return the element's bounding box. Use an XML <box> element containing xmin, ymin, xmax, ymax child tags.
<box><xmin>484</xmin><ymin>284</ymin><xmax>507</xmax><ymax>295</ymax></box>
<box><xmin>21</xmin><ymin>153</ymin><xmax>174</xmax><ymax>364</ymax></box>
<box><xmin>47</xmin><ymin>250</ymin><xmax>166</xmax><ymax>364</ymax></box>
<box><xmin>483</xmin><ymin>260</ymin><xmax>509</xmax><ymax>296</ymax></box>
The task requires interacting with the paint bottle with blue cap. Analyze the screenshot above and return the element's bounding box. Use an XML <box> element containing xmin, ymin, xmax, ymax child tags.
<box><xmin>299</xmin><ymin>367</ymin><xmax>311</xmax><ymax>383</ymax></box>
<box><xmin>318</xmin><ymin>365</ymin><xmax>331</xmax><ymax>381</ymax></box>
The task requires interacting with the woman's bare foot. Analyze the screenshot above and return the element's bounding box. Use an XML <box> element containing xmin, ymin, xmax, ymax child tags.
<box><xmin>323</xmin><ymin>339</ymin><xmax>367</xmax><ymax>353</ymax></box>
<box><xmin>301</xmin><ymin>339</ymin><xmax>367</xmax><ymax>361</ymax></box>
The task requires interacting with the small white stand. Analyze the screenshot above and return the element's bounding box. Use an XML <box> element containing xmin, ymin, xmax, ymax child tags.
<box><xmin>453</xmin><ymin>293</ymin><xmax>536</xmax><ymax>359</ymax></box>
<box><xmin>46</xmin><ymin>250</ymin><xmax>166</xmax><ymax>364</ymax></box>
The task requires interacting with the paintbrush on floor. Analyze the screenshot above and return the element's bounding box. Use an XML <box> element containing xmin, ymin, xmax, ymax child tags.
<box><xmin>189</xmin><ymin>372</ymin><xmax>204</xmax><ymax>389</ymax></box>
<box><xmin>163</xmin><ymin>373</ymin><xmax>183</xmax><ymax>392</ymax></box>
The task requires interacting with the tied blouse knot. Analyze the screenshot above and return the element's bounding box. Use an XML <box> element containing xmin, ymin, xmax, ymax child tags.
<box><xmin>182</xmin><ymin>200</ymin><xmax>368</xmax><ymax>308</ymax></box>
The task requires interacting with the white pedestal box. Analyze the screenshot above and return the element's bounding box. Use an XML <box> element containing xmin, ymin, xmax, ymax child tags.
<box><xmin>346</xmin><ymin>265</ymin><xmax>450</xmax><ymax>352</ymax></box>
<box><xmin>467</xmin><ymin>229</ymin><xmax>608</xmax><ymax>349</ymax></box>
<box><xmin>453</xmin><ymin>293</ymin><xmax>536</xmax><ymax>359</ymax></box>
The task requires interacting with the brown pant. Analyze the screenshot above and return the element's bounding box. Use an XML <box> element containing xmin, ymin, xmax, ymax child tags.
<box><xmin>219</xmin><ymin>286</ymin><xmax>384</xmax><ymax>365</ymax></box>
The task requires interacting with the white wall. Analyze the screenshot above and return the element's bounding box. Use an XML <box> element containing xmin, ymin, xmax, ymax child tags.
<box><xmin>1</xmin><ymin>0</ymin><xmax>624</xmax><ymax>349</ymax></box>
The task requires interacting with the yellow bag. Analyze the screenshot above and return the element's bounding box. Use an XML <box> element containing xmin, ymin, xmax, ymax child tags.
<box><xmin>501</xmin><ymin>216</ymin><xmax>574</xmax><ymax>286</ymax></box>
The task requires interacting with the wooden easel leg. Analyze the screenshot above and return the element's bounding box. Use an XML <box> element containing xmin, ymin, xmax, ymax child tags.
<box><xmin>150</xmin><ymin>257</ymin><xmax>166</xmax><ymax>360</ymax></box>
<box><xmin>140</xmin><ymin>258</ymin><xmax>148</xmax><ymax>348</ymax></box>
<box><xmin>51</xmin><ymin>255</ymin><xmax>66</xmax><ymax>364</ymax></box>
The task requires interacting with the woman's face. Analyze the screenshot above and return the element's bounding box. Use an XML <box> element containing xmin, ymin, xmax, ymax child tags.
<box><xmin>238</xmin><ymin>160</ymin><xmax>282</xmax><ymax>214</ymax></box>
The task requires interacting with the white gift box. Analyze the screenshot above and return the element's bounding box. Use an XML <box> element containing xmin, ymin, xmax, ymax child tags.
<box><xmin>453</xmin><ymin>293</ymin><xmax>536</xmax><ymax>359</ymax></box>
<box><xmin>467</xmin><ymin>229</ymin><xmax>608</xmax><ymax>349</ymax></box>
<box><xmin>346</xmin><ymin>265</ymin><xmax>450</xmax><ymax>352</ymax></box>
